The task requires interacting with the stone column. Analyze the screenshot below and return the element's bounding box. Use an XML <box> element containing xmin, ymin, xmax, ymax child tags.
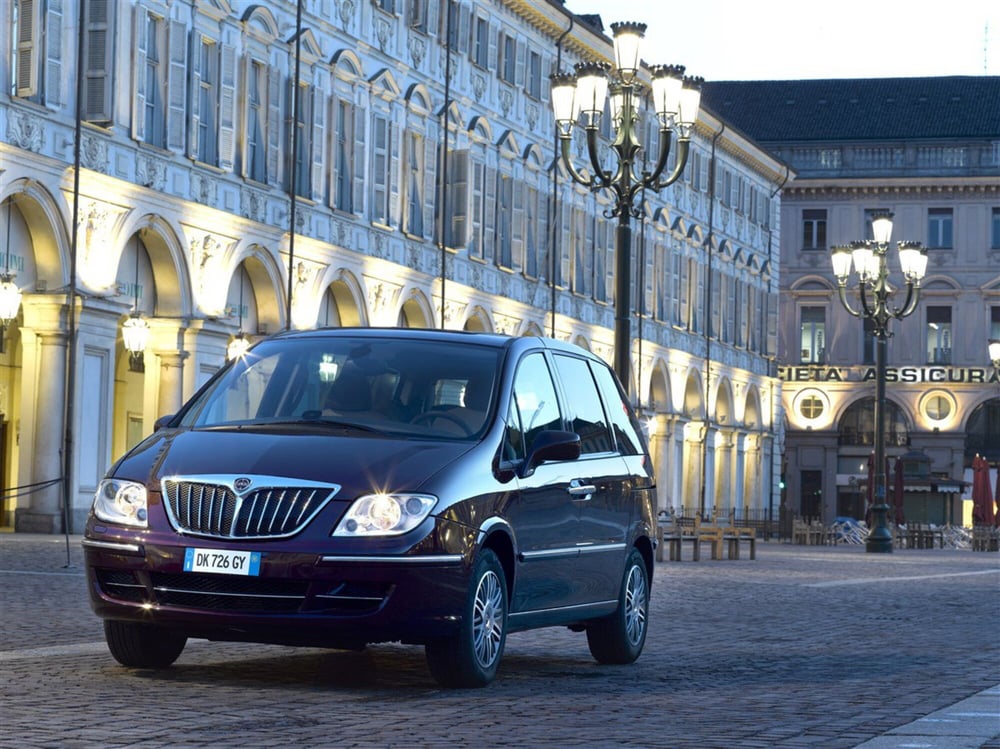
<box><xmin>148</xmin><ymin>319</ymin><xmax>190</xmax><ymax>424</ymax></box>
<box><xmin>733</xmin><ymin>431</ymin><xmax>749</xmax><ymax>513</ymax></box>
<box><xmin>155</xmin><ymin>350</ymin><xmax>189</xmax><ymax>419</ymax></box>
<box><xmin>15</xmin><ymin>298</ymin><xmax>68</xmax><ymax>533</ymax></box>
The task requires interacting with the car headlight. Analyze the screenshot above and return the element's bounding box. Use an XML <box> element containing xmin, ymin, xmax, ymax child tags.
<box><xmin>333</xmin><ymin>493</ymin><xmax>436</xmax><ymax>537</ymax></box>
<box><xmin>93</xmin><ymin>479</ymin><xmax>148</xmax><ymax>528</ymax></box>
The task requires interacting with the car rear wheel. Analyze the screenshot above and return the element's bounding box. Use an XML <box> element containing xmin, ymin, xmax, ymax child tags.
<box><xmin>104</xmin><ymin>620</ymin><xmax>187</xmax><ymax>669</ymax></box>
<box><xmin>425</xmin><ymin>548</ymin><xmax>507</xmax><ymax>688</ymax></box>
<box><xmin>586</xmin><ymin>548</ymin><xmax>649</xmax><ymax>664</ymax></box>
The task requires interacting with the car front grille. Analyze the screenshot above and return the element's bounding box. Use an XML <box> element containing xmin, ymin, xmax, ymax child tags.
<box><xmin>151</xmin><ymin>572</ymin><xmax>310</xmax><ymax>613</ymax></box>
<box><xmin>96</xmin><ymin>568</ymin><xmax>390</xmax><ymax>616</ymax></box>
<box><xmin>161</xmin><ymin>475</ymin><xmax>339</xmax><ymax>539</ymax></box>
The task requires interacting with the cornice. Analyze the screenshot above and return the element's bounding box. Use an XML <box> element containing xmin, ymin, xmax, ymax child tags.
<box><xmin>784</xmin><ymin>179</ymin><xmax>1000</xmax><ymax>198</ymax></box>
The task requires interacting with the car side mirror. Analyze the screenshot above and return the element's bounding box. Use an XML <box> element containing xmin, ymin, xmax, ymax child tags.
<box><xmin>154</xmin><ymin>414</ymin><xmax>175</xmax><ymax>431</ymax></box>
<box><xmin>519</xmin><ymin>429</ymin><xmax>581</xmax><ymax>478</ymax></box>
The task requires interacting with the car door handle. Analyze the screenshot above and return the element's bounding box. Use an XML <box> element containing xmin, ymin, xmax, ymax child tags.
<box><xmin>568</xmin><ymin>480</ymin><xmax>596</xmax><ymax>500</ymax></box>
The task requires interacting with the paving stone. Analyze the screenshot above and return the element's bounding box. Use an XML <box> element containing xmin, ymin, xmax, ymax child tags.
<box><xmin>0</xmin><ymin>535</ymin><xmax>997</xmax><ymax>747</ymax></box>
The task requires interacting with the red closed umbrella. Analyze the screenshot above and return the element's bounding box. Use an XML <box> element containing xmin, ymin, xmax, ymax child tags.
<box><xmin>893</xmin><ymin>457</ymin><xmax>905</xmax><ymax>525</ymax></box>
<box><xmin>982</xmin><ymin>460</ymin><xmax>995</xmax><ymax>526</ymax></box>
<box><xmin>971</xmin><ymin>455</ymin><xmax>995</xmax><ymax>526</ymax></box>
<box><xmin>995</xmin><ymin>466</ymin><xmax>1000</xmax><ymax>528</ymax></box>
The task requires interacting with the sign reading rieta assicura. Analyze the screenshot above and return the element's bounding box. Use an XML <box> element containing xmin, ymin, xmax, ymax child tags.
<box><xmin>778</xmin><ymin>366</ymin><xmax>1000</xmax><ymax>384</ymax></box>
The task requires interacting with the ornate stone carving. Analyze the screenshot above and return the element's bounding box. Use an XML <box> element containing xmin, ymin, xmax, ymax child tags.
<box><xmin>499</xmin><ymin>88</ymin><xmax>513</xmax><ymax>117</ymax></box>
<box><xmin>408</xmin><ymin>35</ymin><xmax>426</xmax><ymax>67</ymax></box>
<box><xmin>338</xmin><ymin>0</ymin><xmax>355</xmax><ymax>27</ymax></box>
<box><xmin>241</xmin><ymin>187</ymin><xmax>265</xmax><ymax>223</ymax></box>
<box><xmin>191</xmin><ymin>172</ymin><xmax>215</xmax><ymax>206</ymax></box>
<box><xmin>7</xmin><ymin>109</ymin><xmax>43</xmax><ymax>152</ymax></box>
<box><xmin>80</xmin><ymin>133</ymin><xmax>108</xmax><ymax>172</ymax></box>
<box><xmin>440</xmin><ymin>300</ymin><xmax>463</xmax><ymax>327</ymax></box>
<box><xmin>493</xmin><ymin>312</ymin><xmax>520</xmax><ymax>336</ymax></box>
<box><xmin>471</xmin><ymin>73</ymin><xmax>486</xmax><ymax>101</ymax></box>
<box><xmin>137</xmin><ymin>155</ymin><xmax>166</xmax><ymax>191</ymax></box>
<box><xmin>189</xmin><ymin>232</ymin><xmax>229</xmax><ymax>313</ymax></box>
<box><xmin>368</xmin><ymin>279</ymin><xmax>401</xmax><ymax>322</ymax></box>
<box><xmin>373</xmin><ymin>16</ymin><xmax>393</xmax><ymax>52</ymax></box>
<box><xmin>526</xmin><ymin>103</ymin><xmax>539</xmax><ymax>131</ymax></box>
<box><xmin>81</xmin><ymin>201</ymin><xmax>112</xmax><ymax>256</ymax></box>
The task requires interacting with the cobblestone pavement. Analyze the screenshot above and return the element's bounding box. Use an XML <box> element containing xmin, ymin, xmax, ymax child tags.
<box><xmin>1</xmin><ymin>534</ymin><xmax>997</xmax><ymax>748</ymax></box>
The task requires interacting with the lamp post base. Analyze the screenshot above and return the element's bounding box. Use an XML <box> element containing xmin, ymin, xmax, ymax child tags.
<box><xmin>865</xmin><ymin>505</ymin><xmax>894</xmax><ymax>553</ymax></box>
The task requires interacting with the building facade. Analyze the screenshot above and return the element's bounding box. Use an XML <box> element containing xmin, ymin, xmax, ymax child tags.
<box><xmin>1</xmin><ymin>0</ymin><xmax>785</xmax><ymax>533</ymax></box>
<box><xmin>703</xmin><ymin>77</ymin><xmax>1000</xmax><ymax>526</ymax></box>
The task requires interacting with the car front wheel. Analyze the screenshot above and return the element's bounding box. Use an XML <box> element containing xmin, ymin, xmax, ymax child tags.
<box><xmin>586</xmin><ymin>547</ymin><xmax>649</xmax><ymax>664</ymax></box>
<box><xmin>104</xmin><ymin>620</ymin><xmax>187</xmax><ymax>669</ymax></box>
<box><xmin>425</xmin><ymin>548</ymin><xmax>507</xmax><ymax>688</ymax></box>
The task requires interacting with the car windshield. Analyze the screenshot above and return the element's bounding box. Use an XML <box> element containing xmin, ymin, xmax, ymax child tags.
<box><xmin>177</xmin><ymin>335</ymin><xmax>502</xmax><ymax>440</ymax></box>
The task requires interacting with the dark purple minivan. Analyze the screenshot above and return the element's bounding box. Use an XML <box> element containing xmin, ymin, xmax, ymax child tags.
<box><xmin>83</xmin><ymin>328</ymin><xmax>656</xmax><ymax>687</ymax></box>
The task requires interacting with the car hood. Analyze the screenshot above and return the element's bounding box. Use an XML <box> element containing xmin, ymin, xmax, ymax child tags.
<box><xmin>114</xmin><ymin>427</ymin><xmax>476</xmax><ymax>497</ymax></box>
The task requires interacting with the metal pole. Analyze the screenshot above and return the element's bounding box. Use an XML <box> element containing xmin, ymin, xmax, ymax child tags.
<box><xmin>868</xmin><ymin>308</ymin><xmax>893</xmax><ymax>552</ymax></box>
<box><xmin>285</xmin><ymin>0</ymin><xmax>303</xmax><ymax>331</ymax></box>
<box><xmin>613</xmin><ymin>213</ymin><xmax>631</xmax><ymax>387</ymax></box>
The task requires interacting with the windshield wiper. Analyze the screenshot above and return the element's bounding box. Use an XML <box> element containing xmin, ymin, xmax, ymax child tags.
<box><xmin>236</xmin><ymin>418</ymin><xmax>383</xmax><ymax>435</ymax></box>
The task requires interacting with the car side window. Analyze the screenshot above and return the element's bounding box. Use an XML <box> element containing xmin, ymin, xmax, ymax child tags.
<box><xmin>591</xmin><ymin>362</ymin><xmax>645</xmax><ymax>455</ymax></box>
<box><xmin>511</xmin><ymin>353</ymin><xmax>562</xmax><ymax>455</ymax></box>
<box><xmin>552</xmin><ymin>354</ymin><xmax>613</xmax><ymax>455</ymax></box>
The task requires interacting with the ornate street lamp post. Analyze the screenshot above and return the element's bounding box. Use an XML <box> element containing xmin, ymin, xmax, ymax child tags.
<box><xmin>831</xmin><ymin>212</ymin><xmax>927</xmax><ymax>552</ymax></box>
<box><xmin>551</xmin><ymin>22</ymin><xmax>701</xmax><ymax>386</ymax></box>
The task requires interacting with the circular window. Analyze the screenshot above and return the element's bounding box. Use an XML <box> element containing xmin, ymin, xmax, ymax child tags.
<box><xmin>924</xmin><ymin>393</ymin><xmax>952</xmax><ymax>421</ymax></box>
<box><xmin>799</xmin><ymin>394</ymin><xmax>825</xmax><ymax>420</ymax></box>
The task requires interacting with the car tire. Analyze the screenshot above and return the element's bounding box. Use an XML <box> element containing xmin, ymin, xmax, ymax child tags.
<box><xmin>425</xmin><ymin>548</ymin><xmax>507</xmax><ymax>688</ymax></box>
<box><xmin>586</xmin><ymin>548</ymin><xmax>649</xmax><ymax>664</ymax></box>
<box><xmin>104</xmin><ymin>620</ymin><xmax>187</xmax><ymax>669</ymax></box>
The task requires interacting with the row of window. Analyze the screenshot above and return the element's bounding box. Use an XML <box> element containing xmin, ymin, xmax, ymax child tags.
<box><xmin>9</xmin><ymin>0</ymin><xmax>778</xmax><ymax>356</ymax></box>
<box><xmin>801</xmin><ymin>207</ymin><xmax>1000</xmax><ymax>251</ymax></box>
<box><xmin>798</xmin><ymin>304</ymin><xmax>1000</xmax><ymax>365</ymax></box>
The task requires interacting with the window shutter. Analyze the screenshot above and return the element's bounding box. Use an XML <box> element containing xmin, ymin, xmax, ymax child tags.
<box><xmin>514</xmin><ymin>41</ymin><xmax>524</xmax><ymax>87</ymax></box>
<box><xmin>483</xmin><ymin>165</ymin><xmax>496</xmax><ymax>262</ymax></box>
<box><xmin>512</xmin><ymin>180</ymin><xmax>524</xmax><ymax>270</ymax></box>
<box><xmin>488</xmin><ymin>26</ymin><xmax>497</xmax><ymax>71</ymax></box>
<box><xmin>458</xmin><ymin>6</ymin><xmax>471</xmax><ymax>53</ymax></box>
<box><xmin>188</xmin><ymin>36</ymin><xmax>202</xmax><ymax>160</ymax></box>
<box><xmin>266</xmin><ymin>67</ymin><xmax>281</xmax><ymax>185</ymax></box>
<box><xmin>425</xmin><ymin>0</ymin><xmax>439</xmax><ymax>39</ymax></box>
<box><xmin>84</xmin><ymin>0</ymin><xmax>113</xmax><ymax>122</ymax></box>
<box><xmin>352</xmin><ymin>102</ymin><xmax>366</xmax><ymax>214</ymax></box>
<box><xmin>423</xmin><ymin>121</ymin><xmax>438</xmax><ymax>239</ymax></box>
<box><xmin>310</xmin><ymin>86</ymin><xmax>325</xmax><ymax>201</ymax></box>
<box><xmin>15</xmin><ymin>0</ymin><xmax>38</xmax><ymax>97</ymax></box>
<box><xmin>449</xmin><ymin>149</ymin><xmax>469</xmax><ymax>249</ymax></box>
<box><xmin>131</xmin><ymin>7</ymin><xmax>148</xmax><ymax>142</ymax></box>
<box><xmin>559</xmin><ymin>201</ymin><xmax>571</xmax><ymax>287</ymax></box>
<box><xmin>389</xmin><ymin>117</ymin><xmax>400</xmax><ymax>226</ymax></box>
<box><xmin>45</xmin><ymin>1</ymin><xmax>63</xmax><ymax>105</ymax></box>
<box><xmin>167</xmin><ymin>20</ymin><xmax>187</xmax><ymax>151</ymax></box>
<box><xmin>218</xmin><ymin>44</ymin><xmax>237</xmax><ymax>170</ymax></box>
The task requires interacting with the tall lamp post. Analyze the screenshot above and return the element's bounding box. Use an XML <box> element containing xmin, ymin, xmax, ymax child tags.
<box><xmin>831</xmin><ymin>212</ymin><xmax>927</xmax><ymax>552</ymax></box>
<box><xmin>550</xmin><ymin>22</ymin><xmax>701</xmax><ymax>387</ymax></box>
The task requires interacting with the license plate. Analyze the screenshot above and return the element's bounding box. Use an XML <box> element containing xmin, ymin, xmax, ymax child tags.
<box><xmin>183</xmin><ymin>548</ymin><xmax>261</xmax><ymax>576</ymax></box>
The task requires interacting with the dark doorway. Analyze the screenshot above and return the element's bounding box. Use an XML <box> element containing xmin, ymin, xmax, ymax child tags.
<box><xmin>800</xmin><ymin>469</ymin><xmax>823</xmax><ymax>518</ymax></box>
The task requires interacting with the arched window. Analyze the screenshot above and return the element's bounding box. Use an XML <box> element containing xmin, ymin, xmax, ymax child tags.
<box><xmin>965</xmin><ymin>398</ymin><xmax>1000</xmax><ymax>463</ymax></box>
<box><xmin>837</xmin><ymin>398</ymin><xmax>910</xmax><ymax>448</ymax></box>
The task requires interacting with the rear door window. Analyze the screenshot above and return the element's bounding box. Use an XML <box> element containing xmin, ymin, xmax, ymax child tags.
<box><xmin>590</xmin><ymin>362</ymin><xmax>645</xmax><ymax>455</ymax></box>
<box><xmin>552</xmin><ymin>354</ymin><xmax>613</xmax><ymax>455</ymax></box>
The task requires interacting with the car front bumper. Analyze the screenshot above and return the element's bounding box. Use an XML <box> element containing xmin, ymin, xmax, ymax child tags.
<box><xmin>82</xmin><ymin>535</ymin><xmax>471</xmax><ymax>648</ymax></box>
